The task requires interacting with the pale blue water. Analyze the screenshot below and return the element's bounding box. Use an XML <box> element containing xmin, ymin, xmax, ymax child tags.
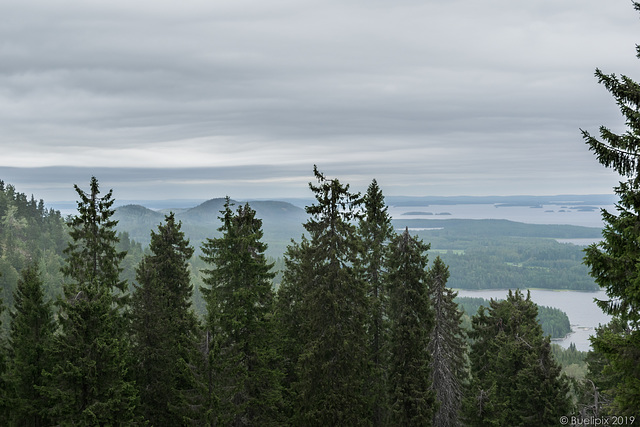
<box><xmin>389</xmin><ymin>203</ymin><xmax>615</xmax><ymax>228</ymax></box>
<box><xmin>455</xmin><ymin>289</ymin><xmax>611</xmax><ymax>352</ymax></box>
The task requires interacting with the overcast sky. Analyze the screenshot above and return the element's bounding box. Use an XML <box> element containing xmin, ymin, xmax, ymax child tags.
<box><xmin>1</xmin><ymin>0</ymin><xmax>638</xmax><ymax>201</ymax></box>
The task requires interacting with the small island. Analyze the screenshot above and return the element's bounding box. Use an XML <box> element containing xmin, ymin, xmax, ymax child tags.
<box><xmin>402</xmin><ymin>211</ymin><xmax>434</xmax><ymax>215</ymax></box>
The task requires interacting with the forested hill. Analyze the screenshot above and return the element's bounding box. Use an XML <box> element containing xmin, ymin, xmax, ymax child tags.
<box><xmin>114</xmin><ymin>198</ymin><xmax>307</xmax><ymax>256</ymax></box>
<box><xmin>0</xmin><ymin>181</ymin><xmax>67</xmax><ymax>309</ymax></box>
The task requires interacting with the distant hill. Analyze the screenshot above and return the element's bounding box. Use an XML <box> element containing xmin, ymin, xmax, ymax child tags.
<box><xmin>114</xmin><ymin>198</ymin><xmax>308</xmax><ymax>257</ymax></box>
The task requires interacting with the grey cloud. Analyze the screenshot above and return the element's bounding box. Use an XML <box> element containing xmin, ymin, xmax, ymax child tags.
<box><xmin>0</xmin><ymin>0</ymin><xmax>637</xmax><ymax>198</ymax></box>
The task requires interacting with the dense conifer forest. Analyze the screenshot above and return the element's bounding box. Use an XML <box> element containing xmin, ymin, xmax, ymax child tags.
<box><xmin>5</xmin><ymin>7</ymin><xmax>640</xmax><ymax>414</ymax></box>
<box><xmin>0</xmin><ymin>165</ymin><xmax>632</xmax><ymax>425</ymax></box>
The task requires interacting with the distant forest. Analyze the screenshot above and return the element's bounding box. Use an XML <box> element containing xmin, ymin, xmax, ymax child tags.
<box><xmin>455</xmin><ymin>296</ymin><xmax>572</xmax><ymax>339</ymax></box>
<box><xmin>111</xmin><ymin>197</ymin><xmax>602</xmax><ymax>292</ymax></box>
<box><xmin>0</xmin><ymin>171</ymin><xmax>614</xmax><ymax>425</ymax></box>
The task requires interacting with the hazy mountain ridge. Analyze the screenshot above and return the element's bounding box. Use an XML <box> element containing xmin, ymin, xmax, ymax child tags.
<box><xmin>114</xmin><ymin>196</ymin><xmax>604</xmax><ymax>259</ymax></box>
<box><xmin>114</xmin><ymin>198</ymin><xmax>307</xmax><ymax>256</ymax></box>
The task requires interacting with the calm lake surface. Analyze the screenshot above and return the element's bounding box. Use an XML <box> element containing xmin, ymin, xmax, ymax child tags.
<box><xmin>455</xmin><ymin>289</ymin><xmax>611</xmax><ymax>352</ymax></box>
<box><xmin>389</xmin><ymin>203</ymin><xmax>615</xmax><ymax>228</ymax></box>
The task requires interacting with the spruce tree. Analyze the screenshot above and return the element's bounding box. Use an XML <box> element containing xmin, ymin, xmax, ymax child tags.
<box><xmin>44</xmin><ymin>177</ymin><xmax>138</xmax><ymax>424</ymax></box>
<box><xmin>464</xmin><ymin>290</ymin><xmax>570</xmax><ymax>426</ymax></box>
<box><xmin>386</xmin><ymin>228</ymin><xmax>436</xmax><ymax>426</ymax></box>
<box><xmin>200</xmin><ymin>198</ymin><xmax>282</xmax><ymax>426</ymax></box>
<box><xmin>274</xmin><ymin>235</ymin><xmax>313</xmax><ymax>421</ymax></box>
<box><xmin>357</xmin><ymin>179</ymin><xmax>395</xmax><ymax>426</ymax></box>
<box><xmin>4</xmin><ymin>264</ymin><xmax>55</xmax><ymax>426</ymax></box>
<box><xmin>131</xmin><ymin>212</ymin><xmax>203</xmax><ymax>425</ymax></box>
<box><xmin>0</xmin><ymin>292</ymin><xmax>6</xmax><ymax>423</ymax></box>
<box><xmin>426</xmin><ymin>257</ymin><xmax>467</xmax><ymax>427</ymax></box>
<box><xmin>578</xmin><ymin>320</ymin><xmax>626</xmax><ymax>417</ymax></box>
<box><xmin>277</xmin><ymin>166</ymin><xmax>370</xmax><ymax>426</ymax></box>
<box><xmin>579</xmin><ymin>3</ymin><xmax>640</xmax><ymax>413</ymax></box>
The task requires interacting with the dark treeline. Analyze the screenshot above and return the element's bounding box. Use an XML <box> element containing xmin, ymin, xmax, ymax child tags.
<box><xmin>456</xmin><ymin>296</ymin><xmax>572</xmax><ymax>339</ymax></box>
<box><xmin>1</xmin><ymin>169</ymin><xmax>617</xmax><ymax>426</ymax></box>
<box><xmin>0</xmin><ymin>181</ymin><xmax>67</xmax><ymax>314</ymax></box>
<box><xmin>429</xmin><ymin>238</ymin><xmax>598</xmax><ymax>291</ymax></box>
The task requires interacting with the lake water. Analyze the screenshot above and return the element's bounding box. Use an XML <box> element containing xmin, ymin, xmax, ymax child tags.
<box><xmin>455</xmin><ymin>289</ymin><xmax>611</xmax><ymax>352</ymax></box>
<box><xmin>389</xmin><ymin>203</ymin><xmax>615</xmax><ymax>228</ymax></box>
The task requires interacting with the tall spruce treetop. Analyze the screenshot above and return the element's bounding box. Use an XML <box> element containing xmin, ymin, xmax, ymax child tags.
<box><xmin>281</xmin><ymin>166</ymin><xmax>370</xmax><ymax>426</ymax></box>
<box><xmin>385</xmin><ymin>228</ymin><xmax>436</xmax><ymax>426</ymax></box>
<box><xmin>62</xmin><ymin>176</ymin><xmax>126</xmax><ymax>295</ymax></box>
<box><xmin>580</xmin><ymin>2</ymin><xmax>640</xmax><ymax>414</ymax></box>
<box><xmin>5</xmin><ymin>264</ymin><xmax>55</xmax><ymax>426</ymax></box>
<box><xmin>305</xmin><ymin>165</ymin><xmax>363</xmax><ymax>252</ymax></box>
<box><xmin>46</xmin><ymin>177</ymin><xmax>138</xmax><ymax>424</ymax></box>
<box><xmin>200</xmin><ymin>198</ymin><xmax>281</xmax><ymax>426</ymax></box>
<box><xmin>357</xmin><ymin>179</ymin><xmax>395</xmax><ymax>427</ymax></box>
<box><xmin>358</xmin><ymin>179</ymin><xmax>394</xmax><ymax>305</ymax></box>
<box><xmin>131</xmin><ymin>212</ymin><xmax>202</xmax><ymax>426</ymax></box>
<box><xmin>464</xmin><ymin>290</ymin><xmax>570</xmax><ymax>426</ymax></box>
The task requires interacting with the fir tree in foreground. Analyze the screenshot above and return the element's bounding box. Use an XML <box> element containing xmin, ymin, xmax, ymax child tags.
<box><xmin>131</xmin><ymin>213</ymin><xmax>204</xmax><ymax>425</ymax></box>
<box><xmin>277</xmin><ymin>166</ymin><xmax>371</xmax><ymax>426</ymax></box>
<box><xmin>577</xmin><ymin>320</ymin><xmax>626</xmax><ymax>417</ymax></box>
<box><xmin>201</xmin><ymin>198</ymin><xmax>282</xmax><ymax>426</ymax></box>
<box><xmin>4</xmin><ymin>264</ymin><xmax>55</xmax><ymax>426</ymax></box>
<box><xmin>275</xmin><ymin>234</ymin><xmax>312</xmax><ymax>421</ymax></box>
<box><xmin>580</xmin><ymin>2</ymin><xmax>640</xmax><ymax>414</ymax></box>
<box><xmin>44</xmin><ymin>177</ymin><xmax>139</xmax><ymax>424</ymax></box>
<box><xmin>464</xmin><ymin>289</ymin><xmax>570</xmax><ymax>426</ymax></box>
<box><xmin>357</xmin><ymin>179</ymin><xmax>395</xmax><ymax>426</ymax></box>
<box><xmin>0</xmin><ymin>291</ymin><xmax>6</xmax><ymax>422</ymax></box>
<box><xmin>427</xmin><ymin>257</ymin><xmax>467</xmax><ymax>427</ymax></box>
<box><xmin>386</xmin><ymin>228</ymin><xmax>436</xmax><ymax>426</ymax></box>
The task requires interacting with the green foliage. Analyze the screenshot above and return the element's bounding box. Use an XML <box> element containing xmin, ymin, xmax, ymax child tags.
<box><xmin>115</xmin><ymin>203</ymin><xmax>602</xmax><ymax>292</ymax></box>
<box><xmin>464</xmin><ymin>290</ymin><xmax>571</xmax><ymax>426</ymax></box>
<box><xmin>116</xmin><ymin>231</ymin><xmax>145</xmax><ymax>290</ymax></box>
<box><xmin>580</xmin><ymin>2</ymin><xmax>640</xmax><ymax>414</ymax></box>
<box><xmin>575</xmin><ymin>319</ymin><xmax>628</xmax><ymax>416</ymax></box>
<box><xmin>0</xmin><ymin>180</ymin><xmax>67</xmax><ymax>325</ymax></box>
<box><xmin>274</xmin><ymin>235</ymin><xmax>312</xmax><ymax>421</ymax></box>
<box><xmin>200</xmin><ymin>198</ymin><xmax>282</xmax><ymax>426</ymax></box>
<box><xmin>456</xmin><ymin>296</ymin><xmax>572</xmax><ymax>339</ymax></box>
<box><xmin>0</xmin><ymin>290</ymin><xmax>6</xmax><ymax>421</ymax></box>
<box><xmin>131</xmin><ymin>212</ymin><xmax>204</xmax><ymax>425</ymax></box>
<box><xmin>427</xmin><ymin>257</ymin><xmax>467</xmax><ymax>427</ymax></box>
<box><xmin>551</xmin><ymin>343</ymin><xmax>587</xmax><ymax>377</ymax></box>
<box><xmin>386</xmin><ymin>229</ymin><xmax>436</xmax><ymax>426</ymax></box>
<box><xmin>357</xmin><ymin>179</ymin><xmax>395</xmax><ymax>426</ymax></box>
<box><xmin>0</xmin><ymin>173</ymin><xmax>627</xmax><ymax>424</ymax></box>
<box><xmin>4</xmin><ymin>264</ymin><xmax>55</xmax><ymax>426</ymax></box>
<box><xmin>428</xmin><ymin>237</ymin><xmax>597</xmax><ymax>291</ymax></box>
<box><xmin>537</xmin><ymin>305</ymin><xmax>572</xmax><ymax>339</ymax></box>
<box><xmin>277</xmin><ymin>166</ymin><xmax>371</xmax><ymax>426</ymax></box>
<box><xmin>44</xmin><ymin>177</ymin><xmax>139</xmax><ymax>425</ymax></box>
